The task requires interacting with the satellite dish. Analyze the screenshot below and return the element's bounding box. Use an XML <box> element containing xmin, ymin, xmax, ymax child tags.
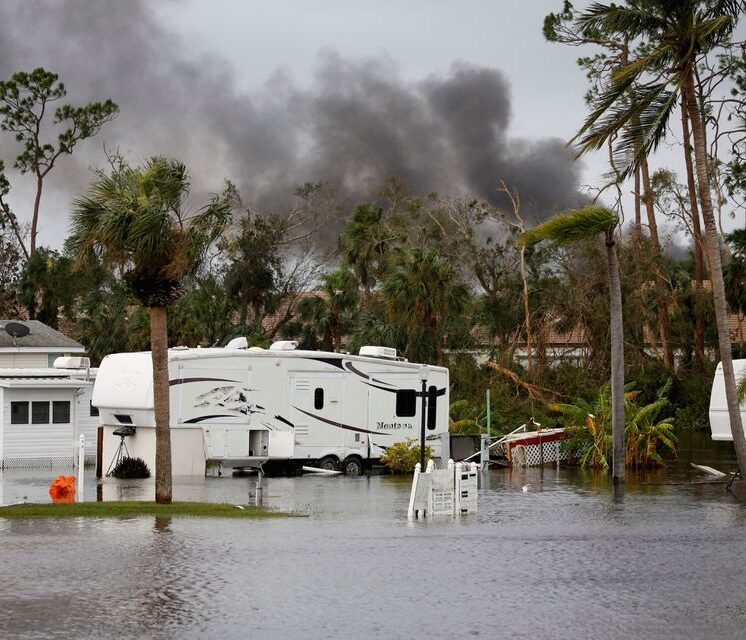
<box><xmin>5</xmin><ymin>322</ymin><xmax>30</xmax><ymax>339</ymax></box>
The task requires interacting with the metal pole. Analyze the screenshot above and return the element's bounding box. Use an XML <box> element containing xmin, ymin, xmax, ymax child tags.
<box><xmin>486</xmin><ymin>389</ymin><xmax>491</xmax><ymax>437</ymax></box>
<box><xmin>420</xmin><ymin>378</ymin><xmax>427</xmax><ymax>470</ymax></box>
<box><xmin>77</xmin><ymin>434</ymin><xmax>85</xmax><ymax>502</ymax></box>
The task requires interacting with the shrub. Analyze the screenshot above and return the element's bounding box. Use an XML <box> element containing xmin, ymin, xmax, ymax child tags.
<box><xmin>110</xmin><ymin>456</ymin><xmax>151</xmax><ymax>479</ymax></box>
<box><xmin>380</xmin><ymin>439</ymin><xmax>432</xmax><ymax>474</ymax></box>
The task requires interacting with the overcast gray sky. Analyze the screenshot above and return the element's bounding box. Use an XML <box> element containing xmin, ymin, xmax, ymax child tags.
<box><xmin>0</xmin><ymin>0</ymin><xmax>692</xmax><ymax>250</ymax></box>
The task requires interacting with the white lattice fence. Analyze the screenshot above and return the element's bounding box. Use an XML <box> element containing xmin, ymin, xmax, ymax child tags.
<box><xmin>511</xmin><ymin>440</ymin><xmax>568</xmax><ymax>467</ymax></box>
<box><xmin>1</xmin><ymin>455</ymin><xmax>96</xmax><ymax>469</ymax></box>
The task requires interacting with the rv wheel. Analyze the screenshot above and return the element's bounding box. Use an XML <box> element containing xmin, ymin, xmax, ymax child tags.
<box><xmin>343</xmin><ymin>457</ymin><xmax>364</xmax><ymax>476</ymax></box>
<box><xmin>317</xmin><ymin>456</ymin><xmax>339</xmax><ymax>472</ymax></box>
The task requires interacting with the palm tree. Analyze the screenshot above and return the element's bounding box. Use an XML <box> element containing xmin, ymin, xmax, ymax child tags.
<box><xmin>571</xmin><ymin>0</ymin><xmax>746</xmax><ymax>476</ymax></box>
<box><xmin>381</xmin><ymin>247</ymin><xmax>470</xmax><ymax>366</ymax></box>
<box><xmin>298</xmin><ymin>269</ymin><xmax>360</xmax><ymax>352</ymax></box>
<box><xmin>67</xmin><ymin>156</ymin><xmax>230</xmax><ymax>503</ymax></box>
<box><xmin>520</xmin><ymin>206</ymin><xmax>626</xmax><ymax>483</ymax></box>
<box><xmin>338</xmin><ymin>203</ymin><xmax>390</xmax><ymax>307</ymax></box>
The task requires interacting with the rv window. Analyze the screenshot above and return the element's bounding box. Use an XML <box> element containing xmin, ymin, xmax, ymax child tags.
<box><xmin>314</xmin><ymin>388</ymin><xmax>324</xmax><ymax>410</ymax></box>
<box><xmin>10</xmin><ymin>402</ymin><xmax>28</xmax><ymax>424</ymax></box>
<box><xmin>90</xmin><ymin>402</ymin><xmax>99</xmax><ymax>417</ymax></box>
<box><xmin>32</xmin><ymin>401</ymin><xmax>50</xmax><ymax>424</ymax></box>
<box><xmin>52</xmin><ymin>401</ymin><xmax>71</xmax><ymax>424</ymax></box>
<box><xmin>396</xmin><ymin>390</ymin><xmax>417</xmax><ymax>417</ymax></box>
<box><xmin>427</xmin><ymin>385</ymin><xmax>437</xmax><ymax>430</ymax></box>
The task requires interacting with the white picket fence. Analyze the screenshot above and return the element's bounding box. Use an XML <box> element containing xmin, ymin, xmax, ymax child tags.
<box><xmin>408</xmin><ymin>459</ymin><xmax>478</xmax><ymax>519</ymax></box>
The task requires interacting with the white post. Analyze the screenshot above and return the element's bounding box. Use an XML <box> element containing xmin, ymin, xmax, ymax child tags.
<box><xmin>77</xmin><ymin>434</ymin><xmax>85</xmax><ymax>503</ymax></box>
<box><xmin>255</xmin><ymin>467</ymin><xmax>264</xmax><ymax>505</ymax></box>
<box><xmin>408</xmin><ymin>462</ymin><xmax>421</xmax><ymax>520</ymax></box>
<box><xmin>480</xmin><ymin>433</ymin><xmax>489</xmax><ymax>472</ymax></box>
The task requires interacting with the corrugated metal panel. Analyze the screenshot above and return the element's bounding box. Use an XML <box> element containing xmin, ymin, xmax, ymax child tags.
<box><xmin>0</xmin><ymin>353</ymin><xmax>48</xmax><ymax>368</ymax></box>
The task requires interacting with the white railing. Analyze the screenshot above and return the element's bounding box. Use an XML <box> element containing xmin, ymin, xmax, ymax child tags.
<box><xmin>408</xmin><ymin>459</ymin><xmax>478</xmax><ymax>519</ymax></box>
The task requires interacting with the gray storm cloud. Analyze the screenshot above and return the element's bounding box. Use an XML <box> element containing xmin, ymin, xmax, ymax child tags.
<box><xmin>0</xmin><ymin>0</ymin><xmax>584</xmax><ymax>249</ymax></box>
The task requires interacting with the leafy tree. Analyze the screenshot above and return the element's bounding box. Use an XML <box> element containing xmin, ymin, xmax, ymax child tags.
<box><xmin>520</xmin><ymin>206</ymin><xmax>626</xmax><ymax>483</ymax></box>
<box><xmin>16</xmin><ymin>248</ymin><xmax>85</xmax><ymax>326</ymax></box>
<box><xmin>381</xmin><ymin>247</ymin><xmax>471</xmax><ymax>365</ymax></box>
<box><xmin>223</xmin><ymin>214</ymin><xmax>284</xmax><ymax>326</ymax></box>
<box><xmin>338</xmin><ymin>203</ymin><xmax>391</xmax><ymax>306</ymax></box>
<box><xmin>546</xmin><ymin>1</ymin><xmax>676</xmax><ymax>369</ymax></box>
<box><xmin>298</xmin><ymin>268</ymin><xmax>360</xmax><ymax>352</ymax></box>
<box><xmin>0</xmin><ymin>68</ymin><xmax>118</xmax><ymax>258</ymax></box>
<box><xmin>67</xmin><ymin>156</ymin><xmax>230</xmax><ymax>503</ymax></box>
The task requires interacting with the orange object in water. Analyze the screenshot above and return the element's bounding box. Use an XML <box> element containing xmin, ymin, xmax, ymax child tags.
<box><xmin>49</xmin><ymin>475</ymin><xmax>76</xmax><ymax>503</ymax></box>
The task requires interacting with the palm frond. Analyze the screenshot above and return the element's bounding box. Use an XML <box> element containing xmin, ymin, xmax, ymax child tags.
<box><xmin>519</xmin><ymin>206</ymin><xmax>618</xmax><ymax>248</ymax></box>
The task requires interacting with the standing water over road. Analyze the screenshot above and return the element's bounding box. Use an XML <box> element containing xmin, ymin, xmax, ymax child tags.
<box><xmin>1</xmin><ymin>431</ymin><xmax>745</xmax><ymax>640</ymax></box>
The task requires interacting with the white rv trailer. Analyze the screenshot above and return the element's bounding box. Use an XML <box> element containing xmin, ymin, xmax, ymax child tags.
<box><xmin>709</xmin><ymin>359</ymin><xmax>746</xmax><ymax>441</ymax></box>
<box><xmin>93</xmin><ymin>342</ymin><xmax>449</xmax><ymax>476</ymax></box>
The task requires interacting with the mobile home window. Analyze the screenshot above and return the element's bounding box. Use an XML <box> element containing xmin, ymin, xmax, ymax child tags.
<box><xmin>52</xmin><ymin>401</ymin><xmax>71</xmax><ymax>424</ymax></box>
<box><xmin>314</xmin><ymin>388</ymin><xmax>324</xmax><ymax>410</ymax></box>
<box><xmin>396</xmin><ymin>390</ymin><xmax>417</xmax><ymax>417</ymax></box>
<box><xmin>32</xmin><ymin>401</ymin><xmax>50</xmax><ymax>424</ymax></box>
<box><xmin>10</xmin><ymin>402</ymin><xmax>28</xmax><ymax>424</ymax></box>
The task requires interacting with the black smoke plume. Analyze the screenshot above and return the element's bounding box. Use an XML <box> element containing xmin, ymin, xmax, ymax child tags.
<box><xmin>0</xmin><ymin>0</ymin><xmax>583</xmax><ymax>248</ymax></box>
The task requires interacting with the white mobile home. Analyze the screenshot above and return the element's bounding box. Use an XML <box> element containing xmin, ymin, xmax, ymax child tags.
<box><xmin>0</xmin><ymin>363</ymin><xmax>98</xmax><ymax>468</ymax></box>
<box><xmin>93</xmin><ymin>342</ymin><xmax>450</xmax><ymax>476</ymax></box>
<box><xmin>709</xmin><ymin>359</ymin><xmax>746</xmax><ymax>441</ymax></box>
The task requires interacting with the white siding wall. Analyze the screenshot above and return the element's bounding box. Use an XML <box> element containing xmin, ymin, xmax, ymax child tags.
<box><xmin>0</xmin><ymin>387</ymin><xmax>4</xmax><ymax>461</ymax></box>
<box><xmin>0</xmin><ymin>353</ymin><xmax>49</xmax><ymax>368</ymax></box>
<box><xmin>3</xmin><ymin>388</ymin><xmax>78</xmax><ymax>459</ymax></box>
<box><xmin>76</xmin><ymin>385</ymin><xmax>99</xmax><ymax>455</ymax></box>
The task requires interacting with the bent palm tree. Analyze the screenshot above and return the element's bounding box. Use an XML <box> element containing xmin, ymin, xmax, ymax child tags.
<box><xmin>520</xmin><ymin>206</ymin><xmax>625</xmax><ymax>483</ymax></box>
<box><xmin>68</xmin><ymin>157</ymin><xmax>230</xmax><ymax>503</ymax></box>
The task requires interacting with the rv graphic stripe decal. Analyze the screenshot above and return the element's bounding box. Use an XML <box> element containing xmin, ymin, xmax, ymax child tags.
<box><xmin>169</xmin><ymin>377</ymin><xmax>240</xmax><ymax>386</ymax></box>
<box><xmin>343</xmin><ymin>362</ymin><xmax>395</xmax><ymax>386</ymax></box>
<box><xmin>307</xmin><ymin>357</ymin><xmax>345</xmax><ymax>370</ymax></box>
<box><xmin>292</xmin><ymin>406</ymin><xmax>379</xmax><ymax>435</ymax></box>
<box><xmin>361</xmin><ymin>381</ymin><xmax>447</xmax><ymax>397</ymax></box>
<box><xmin>183</xmin><ymin>414</ymin><xmax>235</xmax><ymax>423</ymax></box>
<box><xmin>274</xmin><ymin>415</ymin><xmax>295</xmax><ymax>429</ymax></box>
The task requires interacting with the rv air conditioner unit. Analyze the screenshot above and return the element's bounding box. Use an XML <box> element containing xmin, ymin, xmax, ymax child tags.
<box><xmin>269</xmin><ymin>340</ymin><xmax>298</xmax><ymax>351</ymax></box>
<box><xmin>53</xmin><ymin>356</ymin><xmax>91</xmax><ymax>370</ymax></box>
<box><xmin>225</xmin><ymin>337</ymin><xmax>248</xmax><ymax>349</ymax></box>
<box><xmin>359</xmin><ymin>346</ymin><xmax>398</xmax><ymax>360</ymax></box>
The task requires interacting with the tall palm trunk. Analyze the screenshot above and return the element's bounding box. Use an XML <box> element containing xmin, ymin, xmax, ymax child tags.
<box><xmin>634</xmin><ymin>166</ymin><xmax>642</xmax><ymax>237</ymax></box>
<box><xmin>519</xmin><ymin>244</ymin><xmax>533</xmax><ymax>376</ymax></box>
<box><xmin>150</xmin><ymin>306</ymin><xmax>173</xmax><ymax>504</ymax></box>
<box><xmin>685</xmin><ymin>72</ymin><xmax>746</xmax><ymax>475</ymax></box>
<box><xmin>606</xmin><ymin>230</ymin><xmax>625</xmax><ymax>484</ymax></box>
<box><xmin>640</xmin><ymin>156</ymin><xmax>674</xmax><ymax>370</ymax></box>
<box><xmin>681</xmin><ymin>97</ymin><xmax>707</xmax><ymax>370</ymax></box>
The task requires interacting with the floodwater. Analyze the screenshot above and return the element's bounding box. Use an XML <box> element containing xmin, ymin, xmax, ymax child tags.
<box><xmin>1</xmin><ymin>432</ymin><xmax>746</xmax><ymax>640</ymax></box>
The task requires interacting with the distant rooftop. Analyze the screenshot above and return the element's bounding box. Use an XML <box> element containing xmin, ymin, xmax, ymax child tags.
<box><xmin>0</xmin><ymin>320</ymin><xmax>84</xmax><ymax>351</ymax></box>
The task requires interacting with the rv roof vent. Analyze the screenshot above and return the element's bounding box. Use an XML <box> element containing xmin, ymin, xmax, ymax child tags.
<box><xmin>247</xmin><ymin>346</ymin><xmax>265</xmax><ymax>352</ymax></box>
<box><xmin>53</xmin><ymin>356</ymin><xmax>91</xmax><ymax>370</ymax></box>
<box><xmin>269</xmin><ymin>340</ymin><xmax>298</xmax><ymax>351</ymax></box>
<box><xmin>225</xmin><ymin>337</ymin><xmax>248</xmax><ymax>350</ymax></box>
<box><xmin>359</xmin><ymin>346</ymin><xmax>398</xmax><ymax>360</ymax></box>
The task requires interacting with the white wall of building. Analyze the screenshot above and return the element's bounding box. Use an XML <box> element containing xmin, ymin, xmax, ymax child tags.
<box><xmin>2</xmin><ymin>388</ymin><xmax>79</xmax><ymax>461</ymax></box>
<box><xmin>0</xmin><ymin>353</ymin><xmax>48</xmax><ymax>368</ymax></box>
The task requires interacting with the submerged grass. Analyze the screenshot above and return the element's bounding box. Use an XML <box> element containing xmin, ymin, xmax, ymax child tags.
<box><xmin>0</xmin><ymin>501</ymin><xmax>290</xmax><ymax>519</ymax></box>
